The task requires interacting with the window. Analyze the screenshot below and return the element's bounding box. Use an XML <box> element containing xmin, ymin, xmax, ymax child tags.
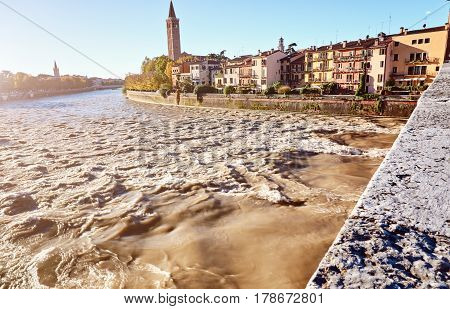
<box><xmin>377</xmin><ymin>74</ymin><xmax>383</xmax><ymax>83</ymax></box>
<box><xmin>380</xmin><ymin>61</ymin><xmax>384</xmax><ymax>68</ymax></box>
<box><xmin>394</xmin><ymin>42</ymin><xmax>400</xmax><ymax>47</ymax></box>
<box><xmin>393</xmin><ymin>54</ymin><xmax>399</xmax><ymax>61</ymax></box>
<box><xmin>230</xmin><ymin>78</ymin><xmax>233</xmax><ymax>84</ymax></box>
<box><xmin>410</xmin><ymin>53</ymin><xmax>415</xmax><ymax>61</ymax></box>
<box><xmin>346</xmin><ymin>74</ymin><xmax>352</xmax><ymax>82</ymax></box>
<box><xmin>425</xmin><ymin>38</ymin><xmax>430</xmax><ymax>43</ymax></box>
<box><xmin>421</xmin><ymin>66</ymin><xmax>426</xmax><ymax>75</ymax></box>
<box><xmin>412</xmin><ymin>40</ymin><xmax>417</xmax><ymax>45</ymax></box>
<box><xmin>380</xmin><ymin>49</ymin><xmax>386</xmax><ymax>55</ymax></box>
<box><xmin>223</xmin><ymin>78</ymin><xmax>227</xmax><ymax>84</ymax></box>
<box><xmin>408</xmin><ymin>67</ymin><xmax>414</xmax><ymax>75</ymax></box>
<box><xmin>377</xmin><ymin>86</ymin><xmax>383</xmax><ymax>91</ymax></box>
<box><xmin>393</xmin><ymin>67</ymin><xmax>398</xmax><ymax>74</ymax></box>
<box><xmin>416</xmin><ymin>53</ymin><xmax>422</xmax><ymax>61</ymax></box>
<box><xmin>262</xmin><ymin>60</ymin><xmax>267</xmax><ymax>65</ymax></box>
<box><xmin>436</xmin><ymin>66</ymin><xmax>440</xmax><ymax>72</ymax></box>
<box><xmin>366</xmin><ymin>75</ymin><xmax>370</xmax><ymax>83</ymax></box>
<box><xmin>252</xmin><ymin>60</ymin><xmax>257</xmax><ymax>66</ymax></box>
<box><xmin>418</xmin><ymin>39</ymin><xmax>424</xmax><ymax>44</ymax></box>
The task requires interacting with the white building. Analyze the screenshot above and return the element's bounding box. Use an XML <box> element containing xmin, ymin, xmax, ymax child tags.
<box><xmin>251</xmin><ymin>49</ymin><xmax>286</xmax><ymax>91</ymax></box>
<box><xmin>190</xmin><ymin>60</ymin><xmax>221</xmax><ymax>86</ymax></box>
<box><xmin>223</xmin><ymin>65</ymin><xmax>240</xmax><ymax>87</ymax></box>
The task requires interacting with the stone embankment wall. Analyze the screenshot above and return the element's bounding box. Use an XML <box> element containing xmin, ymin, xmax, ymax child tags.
<box><xmin>307</xmin><ymin>64</ymin><xmax>450</xmax><ymax>288</ymax></box>
<box><xmin>126</xmin><ymin>91</ymin><xmax>416</xmax><ymax>117</ymax></box>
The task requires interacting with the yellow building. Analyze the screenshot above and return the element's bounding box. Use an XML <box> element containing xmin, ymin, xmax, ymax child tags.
<box><xmin>389</xmin><ymin>22</ymin><xmax>449</xmax><ymax>87</ymax></box>
<box><xmin>304</xmin><ymin>44</ymin><xmax>339</xmax><ymax>87</ymax></box>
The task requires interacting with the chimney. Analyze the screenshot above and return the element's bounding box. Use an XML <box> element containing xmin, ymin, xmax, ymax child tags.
<box><xmin>358</xmin><ymin>39</ymin><xmax>362</xmax><ymax>45</ymax></box>
<box><xmin>258</xmin><ymin>50</ymin><xmax>261</xmax><ymax>56</ymax></box>
<box><xmin>343</xmin><ymin>41</ymin><xmax>347</xmax><ymax>48</ymax></box>
<box><xmin>374</xmin><ymin>39</ymin><xmax>379</xmax><ymax>46</ymax></box>
<box><xmin>404</xmin><ymin>28</ymin><xmax>409</xmax><ymax>34</ymax></box>
<box><xmin>400</xmin><ymin>27</ymin><xmax>405</xmax><ymax>34</ymax></box>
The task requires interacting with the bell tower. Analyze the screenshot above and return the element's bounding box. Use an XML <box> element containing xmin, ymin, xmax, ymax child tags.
<box><xmin>167</xmin><ymin>1</ymin><xmax>181</xmax><ymax>61</ymax></box>
<box><xmin>53</xmin><ymin>61</ymin><xmax>60</xmax><ymax>78</ymax></box>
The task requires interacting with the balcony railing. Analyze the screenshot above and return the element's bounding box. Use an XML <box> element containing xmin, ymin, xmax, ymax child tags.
<box><xmin>405</xmin><ymin>57</ymin><xmax>440</xmax><ymax>65</ymax></box>
<box><xmin>335</xmin><ymin>67</ymin><xmax>365</xmax><ymax>73</ymax></box>
<box><xmin>313</xmin><ymin>67</ymin><xmax>333</xmax><ymax>72</ymax></box>
<box><xmin>334</xmin><ymin>55</ymin><xmax>367</xmax><ymax>62</ymax></box>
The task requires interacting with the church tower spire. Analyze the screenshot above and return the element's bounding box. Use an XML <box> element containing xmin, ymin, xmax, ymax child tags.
<box><xmin>166</xmin><ymin>1</ymin><xmax>181</xmax><ymax>61</ymax></box>
<box><xmin>53</xmin><ymin>61</ymin><xmax>60</xmax><ymax>78</ymax></box>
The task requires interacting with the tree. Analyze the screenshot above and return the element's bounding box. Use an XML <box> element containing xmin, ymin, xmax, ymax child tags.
<box><xmin>194</xmin><ymin>85</ymin><xmax>217</xmax><ymax>95</ymax></box>
<box><xmin>355</xmin><ymin>73</ymin><xmax>367</xmax><ymax>97</ymax></box>
<box><xmin>179</xmin><ymin>78</ymin><xmax>194</xmax><ymax>93</ymax></box>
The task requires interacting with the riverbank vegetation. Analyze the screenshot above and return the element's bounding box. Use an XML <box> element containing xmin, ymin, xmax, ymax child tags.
<box><xmin>124</xmin><ymin>56</ymin><xmax>173</xmax><ymax>92</ymax></box>
<box><xmin>0</xmin><ymin>71</ymin><xmax>92</xmax><ymax>94</ymax></box>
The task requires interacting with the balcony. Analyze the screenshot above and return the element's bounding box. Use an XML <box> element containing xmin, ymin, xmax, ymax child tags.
<box><xmin>313</xmin><ymin>56</ymin><xmax>332</xmax><ymax>62</ymax></box>
<box><xmin>405</xmin><ymin>57</ymin><xmax>440</xmax><ymax>65</ymax></box>
<box><xmin>313</xmin><ymin>67</ymin><xmax>333</xmax><ymax>72</ymax></box>
<box><xmin>334</xmin><ymin>55</ymin><xmax>366</xmax><ymax>62</ymax></box>
<box><xmin>335</xmin><ymin>67</ymin><xmax>365</xmax><ymax>73</ymax></box>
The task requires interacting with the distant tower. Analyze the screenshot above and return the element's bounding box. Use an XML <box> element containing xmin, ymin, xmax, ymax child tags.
<box><xmin>167</xmin><ymin>1</ymin><xmax>181</xmax><ymax>61</ymax></box>
<box><xmin>278</xmin><ymin>37</ymin><xmax>285</xmax><ymax>52</ymax></box>
<box><xmin>53</xmin><ymin>61</ymin><xmax>60</xmax><ymax>78</ymax></box>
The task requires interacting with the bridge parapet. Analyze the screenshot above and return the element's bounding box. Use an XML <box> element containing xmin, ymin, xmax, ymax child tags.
<box><xmin>307</xmin><ymin>64</ymin><xmax>450</xmax><ymax>289</ymax></box>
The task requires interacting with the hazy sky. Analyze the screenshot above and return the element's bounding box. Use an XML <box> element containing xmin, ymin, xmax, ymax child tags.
<box><xmin>0</xmin><ymin>0</ymin><xmax>449</xmax><ymax>78</ymax></box>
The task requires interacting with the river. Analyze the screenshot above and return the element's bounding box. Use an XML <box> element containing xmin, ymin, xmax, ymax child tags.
<box><xmin>0</xmin><ymin>89</ymin><xmax>406</xmax><ymax>288</ymax></box>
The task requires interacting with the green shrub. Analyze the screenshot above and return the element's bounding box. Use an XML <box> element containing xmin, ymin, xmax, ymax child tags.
<box><xmin>278</xmin><ymin>86</ymin><xmax>291</xmax><ymax>95</ymax></box>
<box><xmin>385</xmin><ymin>78</ymin><xmax>395</xmax><ymax>87</ymax></box>
<box><xmin>194</xmin><ymin>85</ymin><xmax>217</xmax><ymax>95</ymax></box>
<box><xmin>223</xmin><ymin>85</ymin><xmax>236</xmax><ymax>96</ymax></box>
<box><xmin>263</xmin><ymin>86</ymin><xmax>276</xmax><ymax>96</ymax></box>
<box><xmin>300</xmin><ymin>87</ymin><xmax>321</xmax><ymax>95</ymax></box>
<box><xmin>321</xmin><ymin>82</ymin><xmax>339</xmax><ymax>95</ymax></box>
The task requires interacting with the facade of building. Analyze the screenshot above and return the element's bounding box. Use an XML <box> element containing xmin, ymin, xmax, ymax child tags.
<box><xmin>252</xmin><ymin>50</ymin><xmax>286</xmax><ymax>91</ymax></box>
<box><xmin>334</xmin><ymin>40</ymin><xmax>371</xmax><ymax>92</ymax></box>
<box><xmin>167</xmin><ymin>1</ymin><xmax>181</xmax><ymax>61</ymax></box>
<box><xmin>171</xmin><ymin>62</ymin><xmax>192</xmax><ymax>87</ymax></box>
<box><xmin>190</xmin><ymin>60</ymin><xmax>221</xmax><ymax>85</ymax></box>
<box><xmin>368</xmin><ymin>35</ymin><xmax>393</xmax><ymax>93</ymax></box>
<box><xmin>239</xmin><ymin>58</ymin><xmax>253</xmax><ymax>88</ymax></box>
<box><xmin>280</xmin><ymin>51</ymin><xmax>306</xmax><ymax>88</ymax></box>
<box><xmin>305</xmin><ymin>44</ymin><xmax>338</xmax><ymax>87</ymax></box>
<box><xmin>388</xmin><ymin>24</ymin><xmax>449</xmax><ymax>87</ymax></box>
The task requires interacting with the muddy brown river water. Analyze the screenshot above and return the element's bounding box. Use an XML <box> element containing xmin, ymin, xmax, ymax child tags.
<box><xmin>0</xmin><ymin>90</ymin><xmax>406</xmax><ymax>289</ymax></box>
